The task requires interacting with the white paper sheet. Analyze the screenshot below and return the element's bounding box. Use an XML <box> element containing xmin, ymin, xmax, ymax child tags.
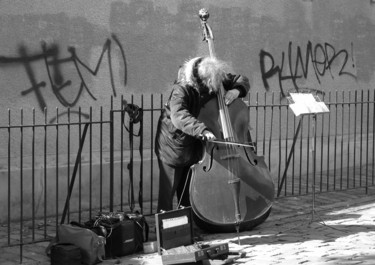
<box><xmin>288</xmin><ymin>93</ymin><xmax>329</xmax><ymax>116</ymax></box>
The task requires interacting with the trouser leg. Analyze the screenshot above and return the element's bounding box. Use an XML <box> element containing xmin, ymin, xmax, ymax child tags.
<box><xmin>157</xmin><ymin>159</ymin><xmax>191</xmax><ymax>212</ymax></box>
<box><xmin>157</xmin><ymin>158</ymin><xmax>175</xmax><ymax>212</ymax></box>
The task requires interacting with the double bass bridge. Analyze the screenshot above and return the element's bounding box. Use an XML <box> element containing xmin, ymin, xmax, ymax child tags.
<box><xmin>220</xmin><ymin>153</ymin><xmax>240</xmax><ymax>160</ymax></box>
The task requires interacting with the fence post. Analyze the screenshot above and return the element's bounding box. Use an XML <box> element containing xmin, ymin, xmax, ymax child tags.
<box><xmin>110</xmin><ymin>109</ymin><xmax>114</xmax><ymax>212</ymax></box>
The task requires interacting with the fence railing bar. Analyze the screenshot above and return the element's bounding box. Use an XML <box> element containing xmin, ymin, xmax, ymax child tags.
<box><xmin>78</xmin><ymin>108</ymin><xmax>82</xmax><ymax>223</ymax></box>
<box><xmin>120</xmin><ymin>95</ymin><xmax>125</xmax><ymax>211</ymax></box>
<box><xmin>100</xmin><ymin>107</ymin><xmax>103</xmax><ymax>211</ymax></box>
<box><xmin>255</xmin><ymin>92</ymin><xmax>259</xmax><ymax>154</ymax></box>
<box><xmin>67</xmin><ymin>109</ymin><xmax>71</xmax><ymax>223</ymax></box>
<box><xmin>110</xmin><ymin>97</ymin><xmax>114</xmax><ymax>212</ymax></box>
<box><xmin>346</xmin><ymin>91</ymin><xmax>351</xmax><ymax>189</ymax></box>
<box><xmin>373</xmin><ymin>93</ymin><xmax>375</xmax><ymax>187</ymax></box>
<box><xmin>359</xmin><ymin>90</ymin><xmax>364</xmax><ymax>186</ymax></box>
<box><xmin>43</xmin><ymin>108</ymin><xmax>47</xmax><ymax>238</ymax></box>
<box><xmin>148</xmin><ymin>95</ymin><xmax>154</xmax><ymax>215</ymax></box>
<box><xmin>263</xmin><ymin>92</ymin><xmax>266</xmax><ymax>157</ymax></box>
<box><xmin>319</xmin><ymin>109</ymin><xmax>324</xmax><ymax>191</ymax></box>
<box><xmin>340</xmin><ymin>93</ymin><xmax>344</xmax><ymax>190</ymax></box>
<box><xmin>306</xmin><ymin>115</ymin><xmax>311</xmax><ymax>194</ymax></box>
<box><xmin>284</xmin><ymin>104</ymin><xmax>289</xmax><ymax>195</ymax></box>
<box><xmin>277</xmin><ymin>96</ymin><xmax>282</xmax><ymax>191</ymax></box>
<box><xmin>129</xmin><ymin>95</ymin><xmax>135</xmax><ymax>212</ymax></box>
<box><xmin>366</xmin><ymin>90</ymin><xmax>370</xmax><ymax>192</ymax></box>
<box><xmin>55</xmin><ymin>108</ymin><xmax>59</xmax><ymax>230</ymax></box>
<box><xmin>89</xmin><ymin>107</ymin><xmax>93</xmax><ymax>220</ymax></box>
<box><xmin>299</xmin><ymin>115</ymin><xmax>303</xmax><ymax>195</ymax></box>
<box><xmin>20</xmin><ymin>109</ymin><xmax>24</xmax><ymax>263</ymax></box>
<box><xmin>7</xmin><ymin>109</ymin><xmax>11</xmax><ymax>245</ymax></box>
<box><xmin>268</xmin><ymin>92</ymin><xmax>274</xmax><ymax>170</ymax></box>
<box><xmin>333</xmin><ymin>92</ymin><xmax>338</xmax><ymax>190</ymax></box>
<box><xmin>313</xmin><ymin>113</ymin><xmax>318</xmax><ymax>194</ymax></box>
<box><xmin>139</xmin><ymin>95</ymin><xmax>144</xmax><ymax>212</ymax></box>
<box><xmin>292</xmin><ymin>111</ymin><xmax>296</xmax><ymax>196</ymax></box>
<box><xmin>31</xmin><ymin>109</ymin><xmax>35</xmax><ymax>241</ymax></box>
<box><xmin>327</xmin><ymin>92</ymin><xmax>332</xmax><ymax>191</ymax></box>
<box><xmin>353</xmin><ymin>91</ymin><xmax>358</xmax><ymax>188</ymax></box>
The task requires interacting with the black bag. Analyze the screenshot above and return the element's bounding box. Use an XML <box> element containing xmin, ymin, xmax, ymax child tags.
<box><xmin>86</xmin><ymin>211</ymin><xmax>149</xmax><ymax>258</ymax></box>
<box><xmin>50</xmin><ymin>243</ymin><xmax>82</xmax><ymax>265</ymax></box>
<box><xmin>57</xmin><ymin>223</ymin><xmax>106</xmax><ymax>265</ymax></box>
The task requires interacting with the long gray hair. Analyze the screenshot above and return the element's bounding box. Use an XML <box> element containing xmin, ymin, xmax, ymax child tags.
<box><xmin>179</xmin><ymin>57</ymin><xmax>231</xmax><ymax>93</ymax></box>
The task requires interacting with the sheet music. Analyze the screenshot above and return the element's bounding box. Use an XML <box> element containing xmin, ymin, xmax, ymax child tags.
<box><xmin>288</xmin><ymin>93</ymin><xmax>329</xmax><ymax>116</ymax></box>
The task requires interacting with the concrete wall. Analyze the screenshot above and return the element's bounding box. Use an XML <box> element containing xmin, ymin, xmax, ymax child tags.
<box><xmin>1</xmin><ymin>0</ymin><xmax>374</xmax><ymax>117</ymax></box>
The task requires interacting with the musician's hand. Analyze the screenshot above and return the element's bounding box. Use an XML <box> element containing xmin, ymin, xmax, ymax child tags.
<box><xmin>225</xmin><ymin>89</ymin><xmax>240</xmax><ymax>105</ymax></box>
<box><xmin>202</xmin><ymin>131</ymin><xmax>216</xmax><ymax>141</ymax></box>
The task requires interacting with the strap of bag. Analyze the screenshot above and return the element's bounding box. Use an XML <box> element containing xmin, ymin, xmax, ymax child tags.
<box><xmin>137</xmin><ymin>214</ymin><xmax>149</xmax><ymax>242</ymax></box>
<box><xmin>142</xmin><ymin>215</ymin><xmax>149</xmax><ymax>242</ymax></box>
<box><xmin>45</xmin><ymin>236</ymin><xmax>58</xmax><ymax>257</ymax></box>
<box><xmin>127</xmin><ymin>116</ymin><xmax>135</xmax><ymax>212</ymax></box>
<box><xmin>137</xmin><ymin>110</ymin><xmax>144</xmax><ymax>212</ymax></box>
<box><xmin>122</xmin><ymin>100</ymin><xmax>143</xmax><ymax>213</ymax></box>
<box><xmin>127</xmin><ymin>211</ymin><xmax>149</xmax><ymax>242</ymax></box>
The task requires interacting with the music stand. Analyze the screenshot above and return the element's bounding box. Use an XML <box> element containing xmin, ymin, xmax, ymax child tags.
<box><xmin>278</xmin><ymin>93</ymin><xmax>330</xmax><ymax>225</ymax></box>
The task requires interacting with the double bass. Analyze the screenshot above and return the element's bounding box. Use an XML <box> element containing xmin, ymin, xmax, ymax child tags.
<box><xmin>189</xmin><ymin>9</ymin><xmax>275</xmax><ymax>233</ymax></box>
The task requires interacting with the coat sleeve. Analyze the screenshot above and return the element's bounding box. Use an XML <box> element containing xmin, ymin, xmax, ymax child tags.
<box><xmin>169</xmin><ymin>86</ymin><xmax>208</xmax><ymax>137</ymax></box>
<box><xmin>223</xmin><ymin>73</ymin><xmax>250</xmax><ymax>98</ymax></box>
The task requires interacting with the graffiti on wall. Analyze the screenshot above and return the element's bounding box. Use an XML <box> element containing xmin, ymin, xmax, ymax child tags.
<box><xmin>0</xmin><ymin>34</ymin><xmax>127</xmax><ymax>117</ymax></box>
<box><xmin>260</xmin><ymin>41</ymin><xmax>357</xmax><ymax>96</ymax></box>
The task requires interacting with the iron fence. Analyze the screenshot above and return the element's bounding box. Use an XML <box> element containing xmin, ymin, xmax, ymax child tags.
<box><xmin>1</xmin><ymin>90</ymin><xmax>375</xmax><ymax>262</ymax></box>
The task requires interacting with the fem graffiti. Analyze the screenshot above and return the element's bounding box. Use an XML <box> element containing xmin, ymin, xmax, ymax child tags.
<box><xmin>260</xmin><ymin>41</ymin><xmax>357</xmax><ymax>96</ymax></box>
<box><xmin>0</xmin><ymin>34</ymin><xmax>127</xmax><ymax>112</ymax></box>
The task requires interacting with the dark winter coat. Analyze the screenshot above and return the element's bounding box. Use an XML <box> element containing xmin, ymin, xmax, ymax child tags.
<box><xmin>155</xmin><ymin>73</ymin><xmax>250</xmax><ymax>167</ymax></box>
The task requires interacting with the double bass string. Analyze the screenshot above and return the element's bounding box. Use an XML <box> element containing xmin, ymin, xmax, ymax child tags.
<box><xmin>216</xmin><ymin>81</ymin><xmax>243</xmax><ymax>245</ymax></box>
<box><xmin>216</xmin><ymin>80</ymin><xmax>242</xmax><ymax>226</ymax></box>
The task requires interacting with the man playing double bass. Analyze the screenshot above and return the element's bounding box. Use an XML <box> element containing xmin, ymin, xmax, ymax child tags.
<box><xmin>155</xmin><ymin>56</ymin><xmax>250</xmax><ymax>213</ymax></box>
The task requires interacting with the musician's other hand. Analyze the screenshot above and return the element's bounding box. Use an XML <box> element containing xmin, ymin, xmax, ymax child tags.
<box><xmin>225</xmin><ymin>89</ymin><xmax>240</xmax><ymax>105</ymax></box>
<box><xmin>202</xmin><ymin>131</ymin><xmax>216</xmax><ymax>141</ymax></box>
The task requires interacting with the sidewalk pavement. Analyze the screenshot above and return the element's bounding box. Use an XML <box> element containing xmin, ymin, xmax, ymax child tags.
<box><xmin>2</xmin><ymin>188</ymin><xmax>375</xmax><ymax>265</ymax></box>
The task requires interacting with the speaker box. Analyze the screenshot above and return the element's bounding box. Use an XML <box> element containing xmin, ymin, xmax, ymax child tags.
<box><xmin>105</xmin><ymin>219</ymin><xmax>144</xmax><ymax>258</ymax></box>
